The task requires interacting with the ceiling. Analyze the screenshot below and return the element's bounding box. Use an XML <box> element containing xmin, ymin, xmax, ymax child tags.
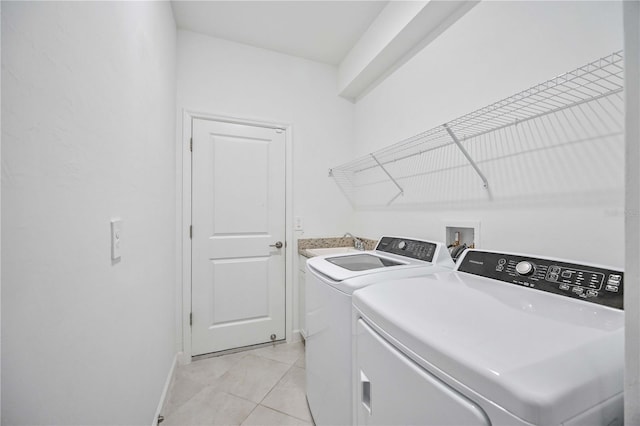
<box><xmin>171</xmin><ymin>1</ymin><xmax>389</xmax><ymax>65</ymax></box>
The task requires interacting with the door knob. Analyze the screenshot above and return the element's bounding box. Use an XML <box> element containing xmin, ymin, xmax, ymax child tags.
<box><xmin>270</xmin><ymin>241</ymin><xmax>283</xmax><ymax>249</ymax></box>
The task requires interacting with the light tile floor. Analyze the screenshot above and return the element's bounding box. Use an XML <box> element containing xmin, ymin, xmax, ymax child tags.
<box><xmin>162</xmin><ymin>341</ymin><xmax>313</xmax><ymax>426</ymax></box>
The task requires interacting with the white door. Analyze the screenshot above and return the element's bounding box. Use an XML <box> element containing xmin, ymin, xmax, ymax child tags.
<box><xmin>191</xmin><ymin>118</ymin><xmax>286</xmax><ymax>356</ymax></box>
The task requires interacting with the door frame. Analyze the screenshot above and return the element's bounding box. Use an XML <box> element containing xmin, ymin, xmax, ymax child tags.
<box><xmin>177</xmin><ymin>109</ymin><xmax>294</xmax><ymax>364</ymax></box>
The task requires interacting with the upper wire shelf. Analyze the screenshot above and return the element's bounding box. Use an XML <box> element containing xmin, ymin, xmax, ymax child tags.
<box><xmin>330</xmin><ymin>51</ymin><xmax>624</xmax><ymax>208</ymax></box>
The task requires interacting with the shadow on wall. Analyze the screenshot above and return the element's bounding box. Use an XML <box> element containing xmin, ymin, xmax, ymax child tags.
<box><xmin>330</xmin><ymin>53</ymin><xmax>624</xmax><ymax>211</ymax></box>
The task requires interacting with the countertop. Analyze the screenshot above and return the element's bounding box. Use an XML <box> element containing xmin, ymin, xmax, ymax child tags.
<box><xmin>298</xmin><ymin>236</ymin><xmax>377</xmax><ymax>258</ymax></box>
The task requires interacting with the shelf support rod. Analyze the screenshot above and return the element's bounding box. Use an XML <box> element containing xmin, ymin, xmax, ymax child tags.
<box><xmin>443</xmin><ymin>124</ymin><xmax>490</xmax><ymax>191</ymax></box>
<box><xmin>370</xmin><ymin>153</ymin><xmax>404</xmax><ymax>205</ymax></box>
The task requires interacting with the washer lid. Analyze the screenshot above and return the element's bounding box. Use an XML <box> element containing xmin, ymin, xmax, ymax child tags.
<box><xmin>307</xmin><ymin>251</ymin><xmax>419</xmax><ymax>282</ymax></box>
<box><xmin>353</xmin><ymin>271</ymin><xmax>624</xmax><ymax>425</ymax></box>
<box><xmin>306</xmin><ymin>238</ymin><xmax>454</xmax><ymax>283</ymax></box>
<box><xmin>325</xmin><ymin>253</ymin><xmax>403</xmax><ymax>271</ymax></box>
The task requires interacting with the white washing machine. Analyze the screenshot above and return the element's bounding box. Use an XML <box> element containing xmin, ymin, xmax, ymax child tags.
<box><xmin>305</xmin><ymin>236</ymin><xmax>455</xmax><ymax>426</ymax></box>
<box><xmin>352</xmin><ymin>249</ymin><xmax>624</xmax><ymax>426</ymax></box>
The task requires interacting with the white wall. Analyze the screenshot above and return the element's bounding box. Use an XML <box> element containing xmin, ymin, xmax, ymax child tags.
<box><xmin>624</xmin><ymin>1</ymin><xmax>640</xmax><ymax>422</ymax></box>
<box><xmin>352</xmin><ymin>1</ymin><xmax>624</xmax><ymax>266</ymax></box>
<box><xmin>176</xmin><ymin>30</ymin><xmax>354</xmax><ymax>342</ymax></box>
<box><xmin>177</xmin><ymin>30</ymin><xmax>354</xmax><ymax>238</ymax></box>
<box><xmin>1</xmin><ymin>2</ymin><xmax>177</xmax><ymax>424</ymax></box>
<box><xmin>1</xmin><ymin>4</ymin><xmax>3</xmax><ymax>423</ymax></box>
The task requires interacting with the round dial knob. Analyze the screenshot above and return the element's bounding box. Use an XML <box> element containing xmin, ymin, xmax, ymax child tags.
<box><xmin>515</xmin><ymin>261</ymin><xmax>535</xmax><ymax>276</ymax></box>
<box><xmin>397</xmin><ymin>241</ymin><xmax>407</xmax><ymax>250</ymax></box>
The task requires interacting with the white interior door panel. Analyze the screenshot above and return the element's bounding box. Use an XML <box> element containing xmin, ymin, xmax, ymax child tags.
<box><xmin>191</xmin><ymin>119</ymin><xmax>286</xmax><ymax>355</ymax></box>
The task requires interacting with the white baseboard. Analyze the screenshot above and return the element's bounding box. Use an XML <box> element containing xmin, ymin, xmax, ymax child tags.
<box><xmin>289</xmin><ymin>330</ymin><xmax>305</xmax><ymax>343</ymax></box>
<box><xmin>178</xmin><ymin>350</ymin><xmax>191</xmax><ymax>366</ymax></box>
<box><xmin>151</xmin><ymin>352</ymin><xmax>179</xmax><ymax>426</ymax></box>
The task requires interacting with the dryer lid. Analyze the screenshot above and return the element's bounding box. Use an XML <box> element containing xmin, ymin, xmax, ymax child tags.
<box><xmin>353</xmin><ymin>271</ymin><xmax>624</xmax><ymax>425</ymax></box>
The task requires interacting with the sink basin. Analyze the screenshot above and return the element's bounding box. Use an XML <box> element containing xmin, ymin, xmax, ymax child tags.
<box><xmin>306</xmin><ymin>247</ymin><xmax>360</xmax><ymax>256</ymax></box>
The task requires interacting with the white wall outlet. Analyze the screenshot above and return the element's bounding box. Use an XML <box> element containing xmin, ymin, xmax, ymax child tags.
<box><xmin>295</xmin><ymin>216</ymin><xmax>304</xmax><ymax>231</ymax></box>
<box><xmin>111</xmin><ymin>218</ymin><xmax>123</xmax><ymax>260</ymax></box>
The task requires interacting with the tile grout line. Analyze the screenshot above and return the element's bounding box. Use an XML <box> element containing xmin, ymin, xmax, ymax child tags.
<box><xmin>166</xmin><ymin>344</ymin><xmax>307</xmax><ymax>425</ymax></box>
<box><xmin>257</xmin><ymin>355</ymin><xmax>313</xmax><ymax>424</ymax></box>
<box><xmin>250</xmin><ymin>346</ymin><xmax>304</xmax><ymax>367</ymax></box>
<box><xmin>163</xmin><ymin>351</ymin><xmax>252</xmax><ymax>420</ymax></box>
<box><xmin>162</xmin><ymin>377</ymin><xmax>207</xmax><ymax>419</ymax></box>
<box><xmin>257</xmin><ymin>403</ymin><xmax>313</xmax><ymax>424</ymax></box>
<box><xmin>258</xmin><ymin>360</ymin><xmax>297</xmax><ymax>405</ymax></box>
<box><xmin>223</xmin><ymin>355</ymin><xmax>298</xmax><ymax>409</ymax></box>
<box><xmin>237</xmin><ymin>397</ymin><xmax>261</xmax><ymax>426</ymax></box>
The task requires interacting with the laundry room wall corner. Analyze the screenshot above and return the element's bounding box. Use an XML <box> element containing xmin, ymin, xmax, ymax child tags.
<box><xmin>176</xmin><ymin>30</ymin><xmax>354</xmax><ymax>239</ymax></box>
<box><xmin>351</xmin><ymin>1</ymin><xmax>624</xmax><ymax>267</ymax></box>
<box><xmin>175</xmin><ymin>30</ymin><xmax>355</xmax><ymax>354</ymax></box>
<box><xmin>623</xmin><ymin>0</ymin><xmax>640</xmax><ymax>423</ymax></box>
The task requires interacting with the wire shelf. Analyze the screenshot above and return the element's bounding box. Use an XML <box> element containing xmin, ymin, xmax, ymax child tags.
<box><xmin>330</xmin><ymin>51</ymin><xmax>624</xmax><ymax>208</ymax></box>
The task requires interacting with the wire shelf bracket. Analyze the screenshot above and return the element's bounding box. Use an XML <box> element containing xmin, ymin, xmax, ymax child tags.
<box><xmin>443</xmin><ymin>123</ymin><xmax>492</xmax><ymax>200</ymax></box>
<box><xmin>370</xmin><ymin>153</ymin><xmax>404</xmax><ymax>205</ymax></box>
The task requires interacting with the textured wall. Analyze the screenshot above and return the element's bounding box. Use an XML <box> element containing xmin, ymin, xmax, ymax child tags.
<box><xmin>624</xmin><ymin>1</ymin><xmax>640</xmax><ymax>422</ymax></box>
<box><xmin>177</xmin><ymin>30</ymin><xmax>354</xmax><ymax>239</ymax></box>
<box><xmin>352</xmin><ymin>1</ymin><xmax>624</xmax><ymax>266</ymax></box>
<box><xmin>176</xmin><ymin>31</ymin><xmax>356</xmax><ymax>337</ymax></box>
<box><xmin>2</xmin><ymin>2</ymin><xmax>177</xmax><ymax>424</ymax></box>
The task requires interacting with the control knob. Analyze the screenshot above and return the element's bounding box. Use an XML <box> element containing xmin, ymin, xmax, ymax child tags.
<box><xmin>398</xmin><ymin>241</ymin><xmax>407</xmax><ymax>250</ymax></box>
<box><xmin>515</xmin><ymin>261</ymin><xmax>535</xmax><ymax>276</ymax></box>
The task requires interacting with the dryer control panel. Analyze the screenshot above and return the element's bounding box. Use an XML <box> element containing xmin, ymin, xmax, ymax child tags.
<box><xmin>376</xmin><ymin>237</ymin><xmax>437</xmax><ymax>263</ymax></box>
<box><xmin>458</xmin><ymin>251</ymin><xmax>623</xmax><ymax>309</ymax></box>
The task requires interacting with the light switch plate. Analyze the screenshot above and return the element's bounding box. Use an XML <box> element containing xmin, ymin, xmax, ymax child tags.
<box><xmin>111</xmin><ymin>218</ymin><xmax>122</xmax><ymax>260</ymax></box>
<box><xmin>295</xmin><ymin>216</ymin><xmax>304</xmax><ymax>231</ymax></box>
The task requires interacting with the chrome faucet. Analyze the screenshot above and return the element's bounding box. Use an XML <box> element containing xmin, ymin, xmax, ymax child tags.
<box><xmin>344</xmin><ymin>232</ymin><xmax>365</xmax><ymax>251</ymax></box>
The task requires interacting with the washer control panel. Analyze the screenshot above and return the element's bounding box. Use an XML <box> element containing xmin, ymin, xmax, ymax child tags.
<box><xmin>376</xmin><ymin>237</ymin><xmax>437</xmax><ymax>262</ymax></box>
<box><xmin>458</xmin><ymin>251</ymin><xmax>623</xmax><ymax>309</ymax></box>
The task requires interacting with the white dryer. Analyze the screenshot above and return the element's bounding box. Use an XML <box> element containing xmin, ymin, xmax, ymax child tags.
<box><xmin>352</xmin><ymin>249</ymin><xmax>624</xmax><ymax>425</ymax></box>
<box><xmin>305</xmin><ymin>236</ymin><xmax>454</xmax><ymax>426</ymax></box>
